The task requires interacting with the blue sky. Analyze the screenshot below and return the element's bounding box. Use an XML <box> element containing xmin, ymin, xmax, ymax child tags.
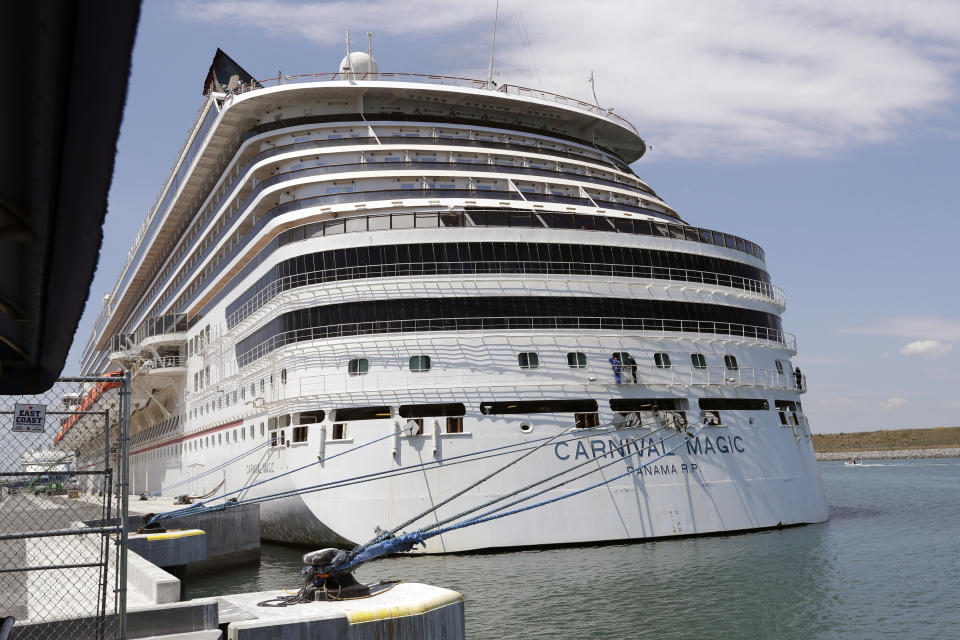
<box><xmin>65</xmin><ymin>0</ymin><xmax>960</xmax><ymax>433</ymax></box>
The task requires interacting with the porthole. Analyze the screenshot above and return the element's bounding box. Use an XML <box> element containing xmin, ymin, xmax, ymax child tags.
<box><xmin>409</xmin><ymin>355</ymin><xmax>431</xmax><ymax>372</ymax></box>
<box><xmin>348</xmin><ymin>358</ymin><xmax>369</xmax><ymax>376</ymax></box>
<box><xmin>518</xmin><ymin>352</ymin><xmax>539</xmax><ymax>370</ymax></box>
<box><xmin>519</xmin><ymin>422</ymin><xmax>533</xmax><ymax>434</ymax></box>
<box><xmin>567</xmin><ymin>352</ymin><xmax>587</xmax><ymax>368</ymax></box>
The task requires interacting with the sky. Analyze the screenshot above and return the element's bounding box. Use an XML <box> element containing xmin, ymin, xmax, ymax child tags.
<box><xmin>64</xmin><ymin>0</ymin><xmax>960</xmax><ymax>434</ymax></box>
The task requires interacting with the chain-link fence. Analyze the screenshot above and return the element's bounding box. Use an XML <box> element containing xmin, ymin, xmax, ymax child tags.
<box><xmin>0</xmin><ymin>375</ymin><xmax>129</xmax><ymax>640</ymax></box>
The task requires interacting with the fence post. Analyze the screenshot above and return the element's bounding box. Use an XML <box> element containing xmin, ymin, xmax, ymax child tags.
<box><xmin>119</xmin><ymin>370</ymin><xmax>131</xmax><ymax>639</ymax></box>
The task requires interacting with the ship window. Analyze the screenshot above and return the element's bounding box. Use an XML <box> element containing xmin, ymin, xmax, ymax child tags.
<box><xmin>335</xmin><ymin>406</ymin><xmax>390</xmax><ymax>421</ymax></box>
<box><xmin>567</xmin><ymin>352</ymin><xmax>587</xmax><ymax>368</ymax></box>
<box><xmin>609</xmin><ymin>398</ymin><xmax>689</xmax><ymax>412</ymax></box>
<box><xmin>251</xmin><ymin>383</ymin><xmax>256</xmax><ymax>397</ymax></box>
<box><xmin>575</xmin><ymin>412</ymin><xmax>600</xmax><ymax>429</ymax></box>
<box><xmin>480</xmin><ymin>399</ymin><xmax>598</xmax><ymax>415</ymax></box>
<box><xmin>699</xmin><ymin>398</ymin><xmax>769</xmax><ymax>411</ymax></box>
<box><xmin>409</xmin><ymin>355</ymin><xmax>431</xmax><ymax>372</ymax></box>
<box><xmin>446</xmin><ymin>417</ymin><xmax>464</xmax><ymax>433</ymax></box>
<box><xmin>241</xmin><ymin>387</ymin><xmax>246</xmax><ymax>400</ymax></box>
<box><xmin>299</xmin><ymin>410</ymin><xmax>326</xmax><ymax>423</ymax></box>
<box><xmin>691</xmin><ymin>353</ymin><xmax>707</xmax><ymax>370</ymax></box>
<box><xmin>775</xmin><ymin>359</ymin><xmax>785</xmax><ymax>375</ymax></box>
<box><xmin>724</xmin><ymin>355</ymin><xmax>739</xmax><ymax>371</ymax></box>
<box><xmin>654</xmin><ymin>352</ymin><xmax>671</xmax><ymax>369</ymax></box>
<box><xmin>348</xmin><ymin>358</ymin><xmax>369</xmax><ymax>376</ymax></box>
<box><xmin>518</xmin><ymin>352</ymin><xmax>539</xmax><ymax>369</ymax></box>
<box><xmin>260</xmin><ymin>379</ymin><xmax>265</xmax><ymax>393</ymax></box>
<box><xmin>260</xmin><ymin>422</ymin><xmax>265</xmax><ymax>437</ymax></box>
<box><xmin>332</xmin><ymin>423</ymin><xmax>346</xmax><ymax>440</ymax></box>
<box><xmin>241</xmin><ymin>427</ymin><xmax>245</xmax><ymax>440</ymax></box>
<box><xmin>292</xmin><ymin>425</ymin><xmax>308</xmax><ymax>443</ymax></box>
<box><xmin>281</xmin><ymin>369</ymin><xmax>287</xmax><ymax>384</ymax></box>
<box><xmin>399</xmin><ymin>403</ymin><xmax>465</xmax><ymax>418</ymax></box>
<box><xmin>249</xmin><ymin>424</ymin><xmax>254</xmax><ymax>439</ymax></box>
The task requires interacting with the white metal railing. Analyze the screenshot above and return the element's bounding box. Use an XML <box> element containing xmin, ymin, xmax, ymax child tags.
<box><xmin>139</xmin><ymin>356</ymin><xmax>186</xmax><ymax>371</ymax></box>
<box><xmin>228</xmin><ymin>261</ymin><xmax>785</xmax><ymax>329</ymax></box>
<box><xmin>227</xmin><ymin>71</ymin><xmax>638</xmax><ymax>134</ymax></box>
<box><xmin>237</xmin><ymin>316</ymin><xmax>796</xmax><ymax>368</ymax></box>
<box><xmin>272</xmin><ymin>362</ymin><xmax>802</xmax><ymax>400</ymax></box>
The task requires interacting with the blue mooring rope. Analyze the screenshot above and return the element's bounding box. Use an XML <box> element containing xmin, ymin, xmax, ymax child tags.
<box><xmin>326</xmin><ymin>420</ymin><xmax>709</xmax><ymax>575</ymax></box>
<box><xmin>146</xmin><ymin>423</ymin><xmax>633</xmax><ymax>524</ymax></box>
<box><xmin>148</xmin><ymin>425</ymin><xmax>408</xmax><ymax>525</ymax></box>
<box><xmin>149</xmin><ymin>440</ymin><xmax>273</xmax><ymax>497</ymax></box>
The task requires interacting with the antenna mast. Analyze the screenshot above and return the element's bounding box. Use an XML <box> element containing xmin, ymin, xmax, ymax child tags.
<box><xmin>486</xmin><ymin>0</ymin><xmax>500</xmax><ymax>88</ymax></box>
<box><xmin>345</xmin><ymin>29</ymin><xmax>352</xmax><ymax>75</ymax></box>
<box><xmin>589</xmin><ymin>70</ymin><xmax>600</xmax><ymax>107</ymax></box>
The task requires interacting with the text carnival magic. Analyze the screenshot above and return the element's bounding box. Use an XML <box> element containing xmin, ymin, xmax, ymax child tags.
<box><xmin>554</xmin><ymin>434</ymin><xmax>746</xmax><ymax>477</ymax></box>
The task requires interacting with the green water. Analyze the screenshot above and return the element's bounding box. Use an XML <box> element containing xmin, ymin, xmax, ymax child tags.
<box><xmin>185</xmin><ymin>460</ymin><xmax>960</xmax><ymax>638</ymax></box>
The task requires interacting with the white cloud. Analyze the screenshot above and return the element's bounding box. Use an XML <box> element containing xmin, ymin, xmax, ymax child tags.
<box><xmin>840</xmin><ymin>316</ymin><xmax>960</xmax><ymax>341</ymax></box>
<box><xmin>880</xmin><ymin>397</ymin><xmax>908</xmax><ymax>411</ymax></box>
<box><xmin>174</xmin><ymin>0</ymin><xmax>960</xmax><ymax>159</ymax></box>
<box><xmin>900</xmin><ymin>340</ymin><xmax>954</xmax><ymax>359</ymax></box>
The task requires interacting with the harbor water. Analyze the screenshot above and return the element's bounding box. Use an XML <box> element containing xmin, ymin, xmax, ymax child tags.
<box><xmin>185</xmin><ymin>459</ymin><xmax>960</xmax><ymax>639</ymax></box>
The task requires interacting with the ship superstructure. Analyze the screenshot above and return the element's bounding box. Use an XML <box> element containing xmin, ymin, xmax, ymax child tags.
<box><xmin>70</xmin><ymin>48</ymin><xmax>827</xmax><ymax>551</ymax></box>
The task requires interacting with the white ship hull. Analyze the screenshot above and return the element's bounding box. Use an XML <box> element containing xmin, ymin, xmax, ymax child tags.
<box><xmin>125</xmin><ymin>369</ymin><xmax>827</xmax><ymax>552</ymax></box>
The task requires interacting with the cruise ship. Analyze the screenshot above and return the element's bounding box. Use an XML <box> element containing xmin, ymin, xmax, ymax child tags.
<box><xmin>64</xmin><ymin>47</ymin><xmax>828</xmax><ymax>552</ymax></box>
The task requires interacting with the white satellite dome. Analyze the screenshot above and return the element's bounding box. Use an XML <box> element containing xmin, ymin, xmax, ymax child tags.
<box><xmin>338</xmin><ymin>51</ymin><xmax>379</xmax><ymax>79</ymax></box>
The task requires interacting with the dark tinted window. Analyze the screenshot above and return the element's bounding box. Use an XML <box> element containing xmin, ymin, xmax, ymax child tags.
<box><xmin>480</xmin><ymin>399</ymin><xmax>598</xmax><ymax>415</ymax></box>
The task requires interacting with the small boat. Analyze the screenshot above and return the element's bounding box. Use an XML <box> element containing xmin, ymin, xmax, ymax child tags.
<box><xmin>844</xmin><ymin>459</ymin><xmax>860</xmax><ymax>466</ymax></box>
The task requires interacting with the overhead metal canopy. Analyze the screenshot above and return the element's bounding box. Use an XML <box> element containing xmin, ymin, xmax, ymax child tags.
<box><xmin>0</xmin><ymin>1</ymin><xmax>140</xmax><ymax>393</ymax></box>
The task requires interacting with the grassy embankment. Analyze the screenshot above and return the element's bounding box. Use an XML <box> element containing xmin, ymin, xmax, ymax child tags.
<box><xmin>812</xmin><ymin>426</ymin><xmax>960</xmax><ymax>453</ymax></box>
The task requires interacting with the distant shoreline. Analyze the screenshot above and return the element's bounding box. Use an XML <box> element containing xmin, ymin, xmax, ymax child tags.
<box><xmin>816</xmin><ymin>447</ymin><xmax>960</xmax><ymax>461</ymax></box>
<box><xmin>812</xmin><ymin>426</ymin><xmax>960</xmax><ymax>460</ymax></box>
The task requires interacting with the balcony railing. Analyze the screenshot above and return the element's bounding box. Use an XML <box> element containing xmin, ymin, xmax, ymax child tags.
<box><xmin>236</xmin><ymin>315</ymin><xmax>796</xmax><ymax>368</ymax></box>
<box><xmin>139</xmin><ymin>356</ymin><xmax>186</xmax><ymax>372</ymax></box>
<box><xmin>226</xmin><ymin>260</ymin><xmax>785</xmax><ymax>329</ymax></box>
<box><xmin>229</xmin><ymin>71</ymin><xmax>640</xmax><ymax>135</ymax></box>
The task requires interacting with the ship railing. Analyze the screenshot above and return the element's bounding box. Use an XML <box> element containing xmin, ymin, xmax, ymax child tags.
<box><xmin>236</xmin><ymin>316</ymin><xmax>796</xmax><ymax>368</ymax></box>
<box><xmin>226</xmin><ymin>261</ymin><xmax>784</xmax><ymax>329</ymax></box>
<box><xmin>236</xmin><ymin>135</ymin><xmax>643</xmax><ymax>187</ymax></box>
<box><xmin>279</xmin><ymin>363</ymin><xmax>804</xmax><ymax>398</ymax></box>
<box><xmin>230</xmin><ymin>71</ymin><xmax>638</xmax><ymax>134</ymax></box>
<box><xmin>112</xmin><ymin>129</ymin><xmax>656</xmax><ymax>334</ymax></box>
<box><xmin>133</xmin><ymin>312</ymin><xmax>189</xmax><ymax>345</ymax></box>
<box><xmin>250</xmin><ymin>159</ymin><xmax>654</xmax><ymax>201</ymax></box>
<box><xmin>139</xmin><ymin>355</ymin><xmax>186</xmax><ymax>371</ymax></box>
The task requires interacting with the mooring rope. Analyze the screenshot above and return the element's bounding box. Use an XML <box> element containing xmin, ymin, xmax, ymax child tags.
<box><xmin>148</xmin><ymin>425</ymin><xmax>410</xmax><ymax>524</ymax></box>
<box><xmin>148</xmin><ymin>421</ymin><xmax>638</xmax><ymax>522</ymax></box>
<box><xmin>326</xmin><ymin>418</ymin><xmax>710</xmax><ymax>575</ymax></box>
<box><xmin>148</xmin><ymin>440</ymin><xmax>272</xmax><ymax>497</ymax></box>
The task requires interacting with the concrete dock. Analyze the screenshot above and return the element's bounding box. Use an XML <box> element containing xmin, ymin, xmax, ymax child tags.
<box><xmin>126</xmin><ymin>497</ymin><xmax>261</xmax><ymax>576</ymax></box>
<box><xmin>5</xmin><ymin>494</ymin><xmax>465</xmax><ymax>639</ymax></box>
